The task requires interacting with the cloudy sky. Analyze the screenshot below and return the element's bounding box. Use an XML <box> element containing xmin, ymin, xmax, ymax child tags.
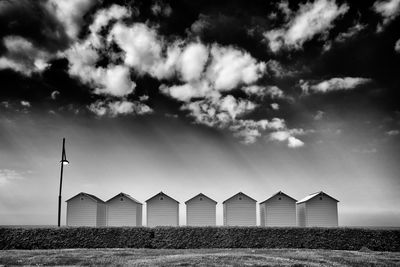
<box><xmin>0</xmin><ymin>0</ymin><xmax>399</xmax><ymax>226</ymax></box>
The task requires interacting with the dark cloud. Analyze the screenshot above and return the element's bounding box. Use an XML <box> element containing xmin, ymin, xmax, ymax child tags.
<box><xmin>0</xmin><ymin>0</ymin><xmax>70</xmax><ymax>53</ymax></box>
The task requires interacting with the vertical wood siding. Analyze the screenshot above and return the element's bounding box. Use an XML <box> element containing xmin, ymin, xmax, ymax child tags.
<box><xmin>97</xmin><ymin>203</ymin><xmax>106</xmax><ymax>226</ymax></box>
<box><xmin>186</xmin><ymin>196</ymin><xmax>216</xmax><ymax>226</ymax></box>
<box><xmin>147</xmin><ymin>196</ymin><xmax>179</xmax><ymax>227</ymax></box>
<box><xmin>66</xmin><ymin>196</ymin><xmax>98</xmax><ymax>226</ymax></box>
<box><xmin>223</xmin><ymin>195</ymin><xmax>256</xmax><ymax>226</ymax></box>
<box><xmin>305</xmin><ymin>196</ymin><xmax>338</xmax><ymax>227</ymax></box>
<box><xmin>296</xmin><ymin>203</ymin><xmax>306</xmax><ymax>227</ymax></box>
<box><xmin>106</xmin><ymin>196</ymin><xmax>142</xmax><ymax>226</ymax></box>
<box><xmin>261</xmin><ymin>195</ymin><xmax>296</xmax><ymax>226</ymax></box>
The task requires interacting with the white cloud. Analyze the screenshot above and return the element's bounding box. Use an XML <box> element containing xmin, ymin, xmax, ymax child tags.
<box><xmin>109</xmin><ymin>23</ymin><xmax>166</xmax><ymax>78</ymax></box>
<box><xmin>89</xmin><ymin>4</ymin><xmax>132</xmax><ymax>48</ymax></box>
<box><xmin>271</xmin><ymin>103</ymin><xmax>280</xmax><ymax>110</ymax></box>
<box><xmin>301</xmin><ymin>77</ymin><xmax>371</xmax><ymax>93</ymax></box>
<box><xmin>242</xmin><ymin>85</ymin><xmax>284</xmax><ymax>99</ymax></box>
<box><xmin>373</xmin><ymin>0</ymin><xmax>400</xmax><ymax>32</ymax></box>
<box><xmin>264</xmin><ymin>0</ymin><xmax>349</xmax><ymax>52</ymax></box>
<box><xmin>207</xmin><ymin>45</ymin><xmax>266</xmax><ymax>91</ymax></box>
<box><xmin>93</xmin><ymin>65</ymin><xmax>136</xmax><ymax>97</ymax></box>
<box><xmin>288</xmin><ymin>136</ymin><xmax>305</xmax><ymax>148</ymax></box>
<box><xmin>395</xmin><ymin>39</ymin><xmax>400</xmax><ymax>53</ymax></box>
<box><xmin>269</xmin><ymin>129</ymin><xmax>305</xmax><ymax>148</ymax></box>
<box><xmin>0</xmin><ymin>169</ymin><xmax>24</xmax><ymax>186</ymax></box>
<box><xmin>20</xmin><ymin>101</ymin><xmax>31</xmax><ymax>107</ymax></box>
<box><xmin>160</xmin><ymin>81</ymin><xmax>213</xmax><ymax>102</ymax></box>
<box><xmin>335</xmin><ymin>23</ymin><xmax>366</xmax><ymax>43</ymax></box>
<box><xmin>0</xmin><ymin>36</ymin><xmax>51</xmax><ymax>75</ymax></box>
<box><xmin>46</xmin><ymin>0</ymin><xmax>97</xmax><ymax>40</ymax></box>
<box><xmin>386</xmin><ymin>130</ymin><xmax>400</xmax><ymax>136</ymax></box>
<box><xmin>51</xmin><ymin>91</ymin><xmax>60</xmax><ymax>100</ymax></box>
<box><xmin>182</xmin><ymin>95</ymin><xmax>257</xmax><ymax>128</ymax></box>
<box><xmin>179</xmin><ymin>43</ymin><xmax>209</xmax><ymax>82</ymax></box>
<box><xmin>88</xmin><ymin>100</ymin><xmax>153</xmax><ymax>117</ymax></box>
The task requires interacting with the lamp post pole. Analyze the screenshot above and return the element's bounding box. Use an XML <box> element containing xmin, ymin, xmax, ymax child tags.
<box><xmin>58</xmin><ymin>138</ymin><xmax>68</xmax><ymax>227</ymax></box>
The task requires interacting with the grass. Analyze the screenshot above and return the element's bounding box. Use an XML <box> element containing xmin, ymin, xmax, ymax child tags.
<box><xmin>0</xmin><ymin>248</ymin><xmax>400</xmax><ymax>266</ymax></box>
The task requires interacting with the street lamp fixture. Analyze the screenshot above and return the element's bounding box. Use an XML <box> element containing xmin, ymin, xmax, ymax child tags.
<box><xmin>58</xmin><ymin>138</ymin><xmax>69</xmax><ymax>227</ymax></box>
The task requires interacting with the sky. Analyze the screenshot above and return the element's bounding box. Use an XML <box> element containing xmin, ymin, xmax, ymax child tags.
<box><xmin>0</xmin><ymin>0</ymin><xmax>399</xmax><ymax>227</ymax></box>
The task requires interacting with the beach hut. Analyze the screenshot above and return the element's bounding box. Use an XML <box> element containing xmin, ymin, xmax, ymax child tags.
<box><xmin>296</xmin><ymin>191</ymin><xmax>339</xmax><ymax>227</ymax></box>
<box><xmin>66</xmin><ymin>192</ymin><xmax>106</xmax><ymax>227</ymax></box>
<box><xmin>185</xmin><ymin>193</ymin><xmax>217</xmax><ymax>226</ymax></box>
<box><xmin>146</xmin><ymin>191</ymin><xmax>179</xmax><ymax>227</ymax></box>
<box><xmin>259</xmin><ymin>191</ymin><xmax>296</xmax><ymax>227</ymax></box>
<box><xmin>105</xmin><ymin>192</ymin><xmax>142</xmax><ymax>226</ymax></box>
<box><xmin>223</xmin><ymin>192</ymin><xmax>257</xmax><ymax>226</ymax></box>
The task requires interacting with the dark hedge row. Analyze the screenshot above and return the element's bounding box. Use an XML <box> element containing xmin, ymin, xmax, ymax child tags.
<box><xmin>0</xmin><ymin>227</ymin><xmax>153</xmax><ymax>250</ymax></box>
<box><xmin>1</xmin><ymin>227</ymin><xmax>399</xmax><ymax>251</ymax></box>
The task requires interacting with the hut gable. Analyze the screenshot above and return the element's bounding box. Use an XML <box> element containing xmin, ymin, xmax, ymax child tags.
<box><xmin>296</xmin><ymin>191</ymin><xmax>339</xmax><ymax>227</ymax></box>
<box><xmin>105</xmin><ymin>192</ymin><xmax>142</xmax><ymax>226</ymax></box>
<box><xmin>259</xmin><ymin>191</ymin><xmax>297</xmax><ymax>227</ymax></box>
<box><xmin>185</xmin><ymin>193</ymin><xmax>217</xmax><ymax>226</ymax></box>
<box><xmin>146</xmin><ymin>191</ymin><xmax>179</xmax><ymax>227</ymax></box>
<box><xmin>66</xmin><ymin>192</ymin><xmax>105</xmax><ymax>227</ymax></box>
<box><xmin>223</xmin><ymin>192</ymin><xmax>257</xmax><ymax>226</ymax></box>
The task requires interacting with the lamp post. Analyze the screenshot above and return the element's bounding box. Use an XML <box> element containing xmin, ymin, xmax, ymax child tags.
<box><xmin>58</xmin><ymin>138</ymin><xmax>69</xmax><ymax>227</ymax></box>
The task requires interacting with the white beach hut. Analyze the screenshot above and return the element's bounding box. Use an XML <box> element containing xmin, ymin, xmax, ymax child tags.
<box><xmin>105</xmin><ymin>192</ymin><xmax>142</xmax><ymax>226</ymax></box>
<box><xmin>223</xmin><ymin>192</ymin><xmax>257</xmax><ymax>226</ymax></box>
<box><xmin>259</xmin><ymin>191</ymin><xmax>296</xmax><ymax>227</ymax></box>
<box><xmin>185</xmin><ymin>193</ymin><xmax>217</xmax><ymax>226</ymax></box>
<box><xmin>66</xmin><ymin>192</ymin><xmax>106</xmax><ymax>227</ymax></box>
<box><xmin>146</xmin><ymin>191</ymin><xmax>179</xmax><ymax>227</ymax></box>
<box><xmin>296</xmin><ymin>191</ymin><xmax>339</xmax><ymax>227</ymax></box>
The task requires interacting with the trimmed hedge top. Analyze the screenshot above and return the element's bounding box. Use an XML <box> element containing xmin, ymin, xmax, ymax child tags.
<box><xmin>1</xmin><ymin>226</ymin><xmax>399</xmax><ymax>251</ymax></box>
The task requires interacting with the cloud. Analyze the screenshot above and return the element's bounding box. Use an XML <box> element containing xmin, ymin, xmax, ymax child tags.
<box><xmin>0</xmin><ymin>169</ymin><xmax>24</xmax><ymax>186</ymax></box>
<box><xmin>314</xmin><ymin>110</ymin><xmax>325</xmax><ymax>120</ymax></box>
<box><xmin>264</xmin><ymin>0</ymin><xmax>349</xmax><ymax>52</ymax></box>
<box><xmin>301</xmin><ymin>77</ymin><xmax>371</xmax><ymax>93</ymax></box>
<box><xmin>269</xmin><ymin>129</ymin><xmax>305</xmax><ymax>148</ymax></box>
<box><xmin>207</xmin><ymin>45</ymin><xmax>266</xmax><ymax>91</ymax></box>
<box><xmin>108</xmin><ymin>23</ymin><xmax>166</xmax><ymax>78</ymax></box>
<box><xmin>179</xmin><ymin>43</ymin><xmax>209</xmax><ymax>82</ymax></box>
<box><xmin>88</xmin><ymin>100</ymin><xmax>153</xmax><ymax>117</ymax></box>
<box><xmin>395</xmin><ymin>39</ymin><xmax>400</xmax><ymax>53</ymax></box>
<box><xmin>0</xmin><ymin>36</ymin><xmax>51</xmax><ymax>75</ymax></box>
<box><xmin>182</xmin><ymin>95</ymin><xmax>257</xmax><ymax>128</ymax></box>
<box><xmin>20</xmin><ymin>101</ymin><xmax>31</xmax><ymax>107</ymax></box>
<box><xmin>45</xmin><ymin>0</ymin><xmax>98</xmax><ymax>40</ymax></box>
<box><xmin>88</xmin><ymin>4</ymin><xmax>132</xmax><ymax>48</ymax></box>
<box><xmin>386</xmin><ymin>130</ymin><xmax>400</xmax><ymax>136</ymax></box>
<box><xmin>151</xmin><ymin>1</ymin><xmax>172</xmax><ymax>17</ymax></box>
<box><xmin>66</xmin><ymin>41</ymin><xmax>136</xmax><ymax>97</ymax></box>
<box><xmin>51</xmin><ymin>91</ymin><xmax>60</xmax><ymax>100</ymax></box>
<box><xmin>271</xmin><ymin>103</ymin><xmax>280</xmax><ymax>110</ymax></box>
<box><xmin>373</xmin><ymin>0</ymin><xmax>400</xmax><ymax>32</ymax></box>
<box><xmin>242</xmin><ymin>85</ymin><xmax>285</xmax><ymax>99</ymax></box>
<box><xmin>64</xmin><ymin>6</ymin><xmax>136</xmax><ymax>98</ymax></box>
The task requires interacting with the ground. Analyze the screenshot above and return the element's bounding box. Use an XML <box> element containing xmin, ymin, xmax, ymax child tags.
<box><xmin>1</xmin><ymin>248</ymin><xmax>400</xmax><ymax>266</ymax></box>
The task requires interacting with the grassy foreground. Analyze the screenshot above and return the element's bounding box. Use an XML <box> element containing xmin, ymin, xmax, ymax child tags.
<box><xmin>0</xmin><ymin>248</ymin><xmax>400</xmax><ymax>266</ymax></box>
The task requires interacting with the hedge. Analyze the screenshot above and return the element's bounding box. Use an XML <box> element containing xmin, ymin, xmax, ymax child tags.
<box><xmin>1</xmin><ymin>227</ymin><xmax>399</xmax><ymax>251</ymax></box>
<box><xmin>0</xmin><ymin>227</ymin><xmax>153</xmax><ymax>250</ymax></box>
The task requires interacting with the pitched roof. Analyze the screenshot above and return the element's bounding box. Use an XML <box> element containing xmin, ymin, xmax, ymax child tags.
<box><xmin>66</xmin><ymin>192</ymin><xmax>105</xmax><ymax>203</ymax></box>
<box><xmin>145</xmin><ymin>191</ymin><xmax>179</xmax><ymax>203</ymax></box>
<box><xmin>222</xmin><ymin>192</ymin><xmax>257</xmax><ymax>204</ymax></box>
<box><xmin>185</xmin><ymin>193</ymin><xmax>217</xmax><ymax>204</ymax></box>
<box><xmin>259</xmin><ymin>191</ymin><xmax>297</xmax><ymax>204</ymax></box>
<box><xmin>106</xmin><ymin>192</ymin><xmax>142</xmax><ymax>204</ymax></box>
<box><xmin>296</xmin><ymin>191</ymin><xmax>339</xmax><ymax>204</ymax></box>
